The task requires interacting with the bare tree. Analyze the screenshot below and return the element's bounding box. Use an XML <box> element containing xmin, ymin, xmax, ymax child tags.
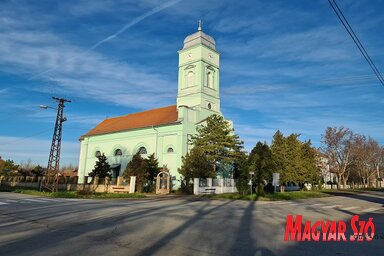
<box><xmin>321</xmin><ymin>127</ymin><xmax>354</xmax><ymax>189</ymax></box>
<box><xmin>353</xmin><ymin>136</ymin><xmax>382</xmax><ymax>187</ymax></box>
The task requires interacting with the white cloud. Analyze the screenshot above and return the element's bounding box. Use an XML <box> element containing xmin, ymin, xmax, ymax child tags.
<box><xmin>0</xmin><ymin>28</ymin><xmax>176</xmax><ymax>109</ymax></box>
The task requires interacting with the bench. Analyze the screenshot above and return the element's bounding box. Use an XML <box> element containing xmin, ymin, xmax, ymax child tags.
<box><xmin>201</xmin><ymin>188</ymin><xmax>216</xmax><ymax>194</ymax></box>
<box><xmin>112</xmin><ymin>187</ymin><xmax>127</xmax><ymax>193</ymax></box>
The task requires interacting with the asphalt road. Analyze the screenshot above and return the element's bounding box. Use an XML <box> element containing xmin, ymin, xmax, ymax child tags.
<box><xmin>0</xmin><ymin>191</ymin><xmax>383</xmax><ymax>256</ymax></box>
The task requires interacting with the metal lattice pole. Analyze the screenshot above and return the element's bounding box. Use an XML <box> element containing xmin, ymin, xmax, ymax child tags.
<box><xmin>43</xmin><ymin>97</ymin><xmax>71</xmax><ymax>192</ymax></box>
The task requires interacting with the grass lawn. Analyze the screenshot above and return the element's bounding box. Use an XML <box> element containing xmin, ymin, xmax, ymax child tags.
<box><xmin>0</xmin><ymin>186</ymin><xmax>146</xmax><ymax>199</ymax></box>
<box><xmin>199</xmin><ymin>190</ymin><xmax>331</xmax><ymax>201</ymax></box>
<box><xmin>199</xmin><ymin>187</ymin><xmax>384</xmax><ymax>201</ymax></box>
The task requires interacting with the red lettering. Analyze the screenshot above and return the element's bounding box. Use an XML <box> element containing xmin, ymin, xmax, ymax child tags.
<box><xmin>311</xmin><ymin>221</ymin><xmax>321</xmax><ymax>241</ymax></box>
<box><xmin>327</xmin><ymin>221</ymin><xmax>337</xmax><ymax>241</ymax></box>
<box><xmin>364</xmin><ymin>218</ymin><xmax>375</xmax><ymax>242</ymax></box>
<box><xmin>337</xmin><ymin>221</ymin><xmax>347</xmax><ymax>241</ymax></box>
<box><xmin>359</xmin><ymin>220</ymin><xmax>367</xmax><ymax>241</ymax></box>
<box><xmin>321</xmin><ymin>220</ymin><xmax>331</xmax><ymax>241</ymax></box>
<box><xmin>284</xmin><ymin>215</ymin><xmax>302</xmax><ymax>241</ymax></box>
<box><xmin>301</xmin><ymin>221</ymin><xmax>311</xmax><ymax>241</ymax></box>
<box><xmin>350</xmin><ymin>215</ymin><xmax>359</xmax><ymax>241</ymax></box>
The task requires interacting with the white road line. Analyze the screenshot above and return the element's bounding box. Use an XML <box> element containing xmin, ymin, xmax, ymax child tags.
<box><xmin>322</xmin><ymin>204</ymin><xmax>341</xmax><ymax>209</ymax></box>
<box><xmin>0</xmin><ymin>202</ymin><xmax>9</xmax><ymax>205</ymax></box>
<box><xmin>341</xmin><ymin>206</ymin><xmax>359</xmax><ymax>211</ymax></box>
<box><xmin>22</xmin><ymin>198</ymin><xmax>49</xmax><ymax>203</ymax></box>
<box><xmin>37</xmin><ymin>198</ymin><xmax>63</xmax><ymax>202</ymax></box>
<box><xmin>272</xmin><ymin>201</ymin><xmax>290</xmax><ymax>204</ymax></box>
<box><xmin>310</xmin><ymin>203</ymin><xmax>325</xmax><ymax>207</ymax></box>
<box><xmin>362</xmin><ymin>207</ymin><xmax>380</xmax><ymax>213</ymax></box>
<box><xmin>276</xmin><ymin>201</ymin><xmax>298</xmax><ymax>205</ymax></box>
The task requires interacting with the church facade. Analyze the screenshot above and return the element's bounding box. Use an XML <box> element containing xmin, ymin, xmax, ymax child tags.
<box><xmin>77</xmin><ymin>24</ymin><xmax>223</xmax><ymax>186</ymax></box>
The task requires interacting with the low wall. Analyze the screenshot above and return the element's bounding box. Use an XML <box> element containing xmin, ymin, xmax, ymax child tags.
<box><xmin>0</xmin><ymin>175</ymin><xmax>130</xmax><ymax>193</ymax></box>
<box><xmin>193</xmin><ymin>178</ymin><xmax>238</xmax><ymax>195</ymax></box>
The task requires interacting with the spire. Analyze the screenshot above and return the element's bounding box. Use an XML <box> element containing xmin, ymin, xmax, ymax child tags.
<box><xmin>183</xmin><ymin>20</ymin><xmax>216</xmax><ymax>50</ymax></box>
<box><xmin>198</xmin><ymin>20</ymin><xmax>202</xmax><ymax>31</ymax></box>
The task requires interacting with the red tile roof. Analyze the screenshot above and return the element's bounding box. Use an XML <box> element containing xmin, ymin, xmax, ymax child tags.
<box><xmin>81</xmin><ymin>105</ymin><xmax>179</xmax><ymax>139</ymax></box>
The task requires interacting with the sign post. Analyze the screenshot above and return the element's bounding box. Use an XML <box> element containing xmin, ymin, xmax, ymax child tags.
<box><xmin>272</xmin><ymin>173</ymin><xmax>280</xmax><ymax>192</ymax></box>
<box><xmin>249</xmin><ymin>171</ymin><xmax>254</xmax><ymax>198</ymax></box>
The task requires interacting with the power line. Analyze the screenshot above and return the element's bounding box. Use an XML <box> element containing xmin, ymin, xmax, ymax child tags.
<box><xmin>0</xmin><ymin>128</ymin><xmax>53</xmax><ymax>146</ymax></box>
<box><xmin>328</xmin><ymin>0</ymin><xmax>384</xmax><ymax>87</ymax></box>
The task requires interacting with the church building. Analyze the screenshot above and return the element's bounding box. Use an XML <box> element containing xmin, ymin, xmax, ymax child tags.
<box><xmin>77</xmin><ymin>23</ymin><xmax>223</xmax><ymax>187</ymax></box>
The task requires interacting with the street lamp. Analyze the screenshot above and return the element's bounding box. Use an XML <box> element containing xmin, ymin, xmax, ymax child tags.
<box><xmin>39</xmin><ymin>104</ymin><xmax>56</xmax><ymax>110</ymax></box>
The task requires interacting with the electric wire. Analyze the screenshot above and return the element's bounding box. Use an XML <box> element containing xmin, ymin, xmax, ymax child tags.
<box><xmin>0</xmin><ymin>128</ymin><xmax>53</xmax><ymax>146</ymax></box>
<box><xmin>328</xmin><ymin>0</ymin><xmax>384</xmax><ymax>87</ymax></box>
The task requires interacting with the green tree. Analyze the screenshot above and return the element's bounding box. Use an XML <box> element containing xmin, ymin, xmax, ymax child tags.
<box><xmin>31</xmin><ymin>165</ymin><xmax>45</xmax><ymax>177</ymax></box>
<box><xmin>248</xmin><ymin>142</ymin><xmax>274</xmax><ymax>195</ymax></box>
<box><xmin>301</xmin><ymin>141</ymin><xmax>321</xmax><ymax>186</ymax></box>
<box><xmin>145</xmin><ymin>153</ymin><xmax>161</xmax><ymax>192</ymax></box>
<box><xmin>232</xmin><ymin>151</ymin><xmax>249</xmax><ymax>195</ymax></box>
<box><xmin>146</xmin><ymin>153</ymin><xmax>161</xmax><ymax>178</ymax></box>
<box><xmin>0</xmin><ymin>159</ymin><xmax>19</xmax><ymax>175</ymax></box>
<box><xmin>189</xmin><ymin>114</ymin><xmax>244</xmax><ymax>176</ymax></box>
<box><xmin>271</xmin><ymin>130</ymin><xmax>320</xmax><ymax>188</ymax></box>
<box><xmin>178</xmin><ymin>146</ymin><xmax>213</xmax><ymax>193</ymax></box>
<box><xmin>88</xmin><ymin>153</ymin><xmax>111</xmax><ymax>179</ymax></box>
<box><xmin>271</xmin><ymin>130</ymin><xmax>288</xmax><ymax>184</ymax></box>
<box><xmin>123</xmin><ymin>153</ymin><xmax>161</xmax><ymax>192</ymax></box>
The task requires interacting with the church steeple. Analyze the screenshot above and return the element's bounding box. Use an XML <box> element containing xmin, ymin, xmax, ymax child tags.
<box><xmin>176</xmin><ymin>22</ymin><xmax>221</xmax><ymax>118</ymax></box>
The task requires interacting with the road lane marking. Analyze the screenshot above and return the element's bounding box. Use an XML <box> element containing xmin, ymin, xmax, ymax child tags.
<box><xmin>322</xmin><ymin>204</ymin><xmax>341</xmax><ymax>209</ymax></box>
<box><xmin>22</xmin><ymin>198</ymin><xmax>49</xmax><ymax>203</ymax></box>
<box><xmin>5</xmin><ymin>200</ymin><xmax>18</xmax><ymax>203</ymax></box>
<box><xmin>362</xmin><ymin>207</ymin><xmax>380</xmax><ymax>212</ymax></box>
<box><xmin>0</xmin><ymin>202</ymin><xmax>9</xmax><ymax>205</ymax></box>
<box><xmin>310</xmin><ymin>203</ymin><xmax>325</xmax><ymax>207</ymax></box>
<box><xmin>37</xmin><ymin>198</ymin><xmax>63</xmax><ymax>202</ymax></box>
<box><xmin>341</xmin><ymin>206</ymin><xmax>359</xmax><ymax>211</ymax></box>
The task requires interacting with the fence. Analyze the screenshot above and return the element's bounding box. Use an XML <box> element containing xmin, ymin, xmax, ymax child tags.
<box><xmin>193</xmin><ymin>178</ymin><xmax>238</xmax><ymax>195</ymax></box>
<box><xmin>0</xmin><ymin>175</ymin><xmax>131</xmax><ymax>193</ymax></box>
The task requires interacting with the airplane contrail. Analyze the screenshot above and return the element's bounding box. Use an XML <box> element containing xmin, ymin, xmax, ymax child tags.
<box><xmin>29</xmin><ymin>0</ymin><xmax>182</xmax><ymax>80</ymax></box>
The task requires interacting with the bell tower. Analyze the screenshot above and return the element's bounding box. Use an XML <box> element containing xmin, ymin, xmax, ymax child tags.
<box><xmin>177</xmin><ymin>21</ymin><xmax>221</xmax><ymax>116</ymax></box>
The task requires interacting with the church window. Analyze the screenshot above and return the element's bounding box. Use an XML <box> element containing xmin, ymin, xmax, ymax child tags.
<box><xmin>114</xmin><ymin>149</ymin><xmax>122</xmax><ymax>156</ymax></box>
<box><xmin>167</xmin><ymin>147</ymin><xmax>174</xmax><ymax>153</ymax></box>
<box><xmin>138</xmin><ymin>147</ymin><xmax>147</xmax><ymax>155</ymax></box>
<box><xmin>207</xmin><ymin>72</ymin><xmax>213</xmax><ymax>88</ymax></box>
<box><xmin>95</xmin><ymin>151</ymin><xmax>101</xmax><ymax>157</ymax></box>
<box><xmin>187</xmin><ymin>71</ymin><xmax>194</xmax><ymax>87</ymax></box>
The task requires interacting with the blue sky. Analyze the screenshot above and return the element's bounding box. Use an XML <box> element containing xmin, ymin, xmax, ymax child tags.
<box><xmin>0</xmin><ymin>0</ymin><xmax>383</xmax><ymax>166</ymax></box>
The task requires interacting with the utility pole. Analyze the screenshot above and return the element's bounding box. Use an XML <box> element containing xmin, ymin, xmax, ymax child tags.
<box><xmin>43</xmin><ymin>97</ymin><xmax>71</xmax><ymax>192</ymax></box>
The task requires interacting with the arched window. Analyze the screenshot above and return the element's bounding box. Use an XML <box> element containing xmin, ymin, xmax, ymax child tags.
<box><xmin>187</xmin><ymin>71</ymin><xmax>194</xmax><ymax>87</ymax></box>
<box><xmin>167</xmin><ymin>147</ymin><xmax>174</xmax><ymax>153</ymax></box>
<box><xmin>207</xmin><ymin>72</ymin><xmax>213</xmax><ymax>88</ymax></box>
<box><xmin>95</xmin><ymin>151</ymin><xmax>101</xmax><ymax>157</ymax></box>
<box><xmin>137</xmin><ymin>147</ymin><xmax>147</xmax><ymax>155</ymax></box>
<box><xmin>114</xmin><ymin>149</ymin><xmax>122</xmax><ymax>156</ymax></box>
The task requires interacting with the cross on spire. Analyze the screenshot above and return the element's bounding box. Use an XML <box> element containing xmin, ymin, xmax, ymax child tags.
<box><xmin>198</xmin><ymin>20</ymin><xmax>202</xmax><ymax>31</ymax></box>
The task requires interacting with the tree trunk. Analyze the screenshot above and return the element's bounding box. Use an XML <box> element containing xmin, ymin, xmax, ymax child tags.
<box><xmin>212</xmin><ymin>159</ymin><xmax>216</xmax><ymax>177</ymax></box>
<box><xmin>337</xmin><ymin>173</ymin><xmax>342</xmax><ymax>190</ymax></box>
